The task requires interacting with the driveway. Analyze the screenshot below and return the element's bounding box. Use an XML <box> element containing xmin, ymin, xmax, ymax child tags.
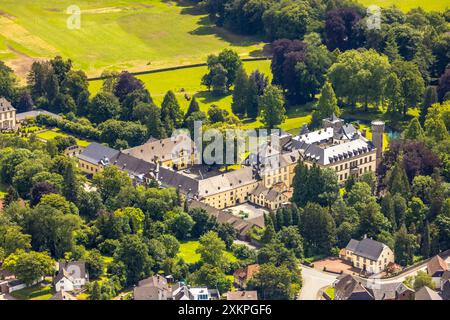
<box><xmin>298</xmin><ymin>265</ymin><xmax>338</xmax><ymax>300</ymax></box>
<box><xmin>313</xmin><ymin>257</ymin><xmax>360</xmax><ymax>275</ymax></box>
<box><xmin>0</xmin><ymin>293</ymin><xmax>17</xmax><ymax>300</ymax></box>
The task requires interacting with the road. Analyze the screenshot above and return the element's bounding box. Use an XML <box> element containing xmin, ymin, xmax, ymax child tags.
<box><xmin>298</xmin><ymin>266</ymin><xmax>338</xmax><ymax>300</ymax></box>
<box><xmin>298</xmin><ymin>255</ymin><xmax>450</xmax><ymax>300</ymax></box>
<box><xmin>0</xmin><ymin>293</ymin><xmax>17</xmax><ymax>300</ymax></box>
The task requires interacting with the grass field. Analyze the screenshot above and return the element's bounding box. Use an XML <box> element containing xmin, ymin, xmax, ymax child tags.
<box><xmin>0</xmin><ymin>0</ymin><xmax>264</xmax><ymax>79</ymax></box>
<box><xmin>11</xmin><ymin>284</ymin><xmax>54</xmax><ymax>300</ymax></box>
<box><xmin>357</xmin><ymin>0</ymin><xmax>448</xmax><ymax>12</ymax></box>
<box><xmin>89</xmin><ymin>59</ymin><xmax>312</xmax><ymax>134</ymax></box>
<box><xmin>35</xmin><ymin>128</ymin><xmax>91</xmax><ymax>147</ymax></box>
<box><xmin>177</xmin><ymin>240</ymin><xmax>238</xmax><ymax>265</ymax></box>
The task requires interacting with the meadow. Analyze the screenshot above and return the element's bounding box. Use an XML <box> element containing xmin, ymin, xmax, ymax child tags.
<box><xmin>0</xmin><ymin>0</ymin><xmax>264</xmax><ymax>78</ymax></box>
<box><xmin>89</xmin><ymin>59</ymin><xmax>312</xmax><ymax>134</ymax></box>
<box><xmin>357</xmin><ymin>0</ymin><xmax>448</xmax><ymax>12</ymax></box>
<box><xmin>177</xmin><ymin>240</ymin><xmax>237</xmax><ymax>265</ymax></box>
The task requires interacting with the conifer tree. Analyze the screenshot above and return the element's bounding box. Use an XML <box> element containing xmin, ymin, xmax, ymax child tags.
<box><xmin>419</xmin><ymin>86</ymin><xmax>438</xmax><ymax>125</ymax></box>
<box><xmin>231</xmin><ymin>66</ymin><xmax>248</xmax><ymax>116</ymax></box>
<box><xmin>404</xmin><ymin>117</ymin><xmax>425</xmax><ymax>140</ymax></box>
<box><xmin>161</xmin><ymin>90</ymin><xmax>183</xmax><ymax>134</ymax></box>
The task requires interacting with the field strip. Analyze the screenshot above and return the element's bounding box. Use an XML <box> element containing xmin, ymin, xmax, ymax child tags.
<box><xmin>87</xmin><ymin>57</ymin><xmax>271</xmax><ymax>81</ymax></box>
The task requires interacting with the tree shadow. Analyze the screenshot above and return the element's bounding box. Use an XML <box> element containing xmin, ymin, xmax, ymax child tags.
<box><xmin>195</xmin><ymin>90</ymin><xmax>230</xmax><ymax>105</ymax></box>
<box><xmin>170</xmin><ymin>0</ymin><xmax>265</xmax><ymax>48</ymax></box>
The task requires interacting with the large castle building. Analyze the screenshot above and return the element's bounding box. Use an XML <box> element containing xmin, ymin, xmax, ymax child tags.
<box><xmin>75</xmin><ymin>114</ymin><xmax>385</xmax><ymax>211</ymax></box>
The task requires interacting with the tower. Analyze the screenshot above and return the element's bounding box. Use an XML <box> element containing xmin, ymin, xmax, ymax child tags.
<box><xmin>371</xmin><ymin>120</ymin><xmax>385</xmax><ymax>165</ymax></box>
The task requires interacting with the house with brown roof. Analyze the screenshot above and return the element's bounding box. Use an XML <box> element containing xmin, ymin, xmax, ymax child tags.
<box><xmin>414</xmin><ymin>286</ymin><xmax>443</xmax><ymax>300</ymax></box>
<box><xmin>427</xmin><ymin>255</ymin><xmax>449</xmax><ymax>288</ymax></box>
<box><xmin>233</xmin><ymin>264</ymin><xmax>260</xmax><ymax>289</ymax></box>
<box><xmin>249</xmin><ymin>182</ymin><xmax>292</xmax><ymax>210</ymax></box>
<box><xmin>227</xmin><ymin>290</ymin><xmax>258</xmax><ymax>300</ymax></box>
<box><xmin>133</xmin><ymin>275</ymin><xmax>170</xmax><ymax>300</ymax></box>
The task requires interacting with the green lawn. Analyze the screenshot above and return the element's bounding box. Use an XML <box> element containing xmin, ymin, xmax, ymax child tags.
<box><xmin>90</xmin><ymin>59</ymin><xmax>314</xmax><ymax>134</ymax></box>
<box><xmin>36</xmin><ymin>128</ymin><xmax>91</xmax><ymax>147</ymax></box>
<box><xmin>357</xmin><ymin>0</ymin><xmax>448</xmax><ymax>12</ymax></box>
<box><xmin>325</xmin><ymin>287</ymin><xmax>335</xmax><ymax>300</ymax></box>
<box><xmin>0</xmin><ymin>0</ymin><xmax>264</xmax><ymax>78</ymax></box>
<box><xmin>10</xmin><ymin>284</ymin><xmax>54</xmax><ymax>300</ymax></box>
<box><xmin>0</xmin><ymin>181</ymin><xmax>7</xmax><ymax>199</ymax></box>
<box><xmin>177</xmin><ymin>240</ymin><xmax>238</xmax><ymax>265</ymax></box>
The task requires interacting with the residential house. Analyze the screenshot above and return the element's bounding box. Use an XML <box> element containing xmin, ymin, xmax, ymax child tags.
<box><xmin>441</xmin><ymin>279</ymin><xmax>450</xmax><ymax>300</ymax></box>
<box><xmin>226</xmin><ymin>291</ymin><xmax>258</xmax><ymax>300</ymax></box>
<box><xmin>341</xmin><ymin>237</ymin><xmax>394</xmax><ymax>274</ymax></box>
<box><xmin>233</xmin><ymin>264</ymin><xmax>260</xmax><ymax>289</ymax></box>
<box><xmin>427</xmin><ymin>255</ymin><xmax>449</xmax><ymax>289</ymax></box>
<box><xmin>171</xmin><ymin>284</ymin><xmax>219</xmax><ymax>300</ymax></box>
<box><xmin>414</xmin><ymin>286</ymin><xmax>443</xmax><ymax>300</ymax></box>
<box><xmin>333</xmin><ymin>274</ymin><xmax>374</xmax><ymax>300</ymax></box>
<box><xmin>0</xmin><ymin>279</ymin><xmax>27</xmax><ymax>294</ymax></box>
<box><xmin>76</xmin><ymin>142</ymin><xmax>119</xmax><ymax>175</ymax></box>
<box><xmin>249</xmin><ymin>182</ymin><xmax>292</xmax><ymax>210</ymax></box>
<box><xmin>133</xmin><ymin>275</ymin><xmax>170</xmax><ymax>300</ymax></box>
<box><xmin>50</xmin><ymin>291</ymin><xmax>77</xmax><ymax>300</ymax></box>
<box><xmin>367</xmin><ymin>282</ymin><xmax>414</xmax><ymax>300</ymax></box>
<box><xmin>0</xmin><ymin>97</ymin><xmax>16</xmax><ymax>130</ymax></box>
<box><xmin>54</xmin><ymin>261</ymin><xmax>89</xmax><ymax>292</ymax></box>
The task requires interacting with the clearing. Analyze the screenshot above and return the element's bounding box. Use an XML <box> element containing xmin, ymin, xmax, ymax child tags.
<box><xmin>177</xmin><ymin>240</ymin><xmax>237</xmax><ymax>265</ymax></box>
<box><xmin>35</xmin><ymin>128</ymin><xmax>91</xmax><ymax>147</ymax></box>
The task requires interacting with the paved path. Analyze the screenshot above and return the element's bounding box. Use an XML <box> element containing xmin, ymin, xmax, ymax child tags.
<box><xmin>0</xmin><ymin>293</ymin><xmax>17</xmax><ymax>300</ymax></box>
<box><xmin>298</xmin><ymin>266</ymin><xmax>338</xmax><ymax>300</ymax></box>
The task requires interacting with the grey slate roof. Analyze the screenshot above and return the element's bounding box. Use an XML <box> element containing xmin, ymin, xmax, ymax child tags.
<box><xmin>334</xmin><ymin>274</ymin><xmax>374</xmax><ymax>300</ymax></box>
<box><xmin>346</xmin><ymin>238</ymin><xmax>387</xmax><ymax>261</ymax></box>
<box><xmin>134</xmin><ymin>275</ymin><xmax>169</xmax><ymax>300</ymax></box>
<box><xmin>415</xmin><ymin>286</ymin><xmax>443</xmax><ymax>300</ymax></box>
<box><xmin>158</xmin><ymin>166</ymin><xmax>257</xmax><ymax>198</ymax></box>
<box><xmin>110</xmin><ymin>152</ymin><xmax>155</xmax><ymax>177</ymax></box>
<box><xmin>77</xmin><ymin>142</ymin><xmax>119</xmax><ymax>165</ymax></box>
<box><xmin>123</xmin><ymin>134</ymin><xmax>194</xmax><ymax>164</ymax></box>
<box><xmin>289</xmin><ymin>123</ymin><xmax>375</xmax><ymax>166</ymax></box>
<box><xmin>368</xmin><ymin>282</ymin><xmax>414</xmax><ymax>300</ymax></box>
<box><xmin>55</xmin><ymin>261</ymin><xmax>88</xmax><ymax>284</ymax></box>
<box><xmin>15</xmin><ymin>109</ymin><xmax>61</xmax><ymax>122</ymax></box>
<box><xmin>0</xmin><ymin>97</ymin><xmax>14</xmax><ymax>112</ymax></box>
<box><xmin>442</xmin><ymin>280</ymin><xmax>450</xmax><ymax>300</ymax></box>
